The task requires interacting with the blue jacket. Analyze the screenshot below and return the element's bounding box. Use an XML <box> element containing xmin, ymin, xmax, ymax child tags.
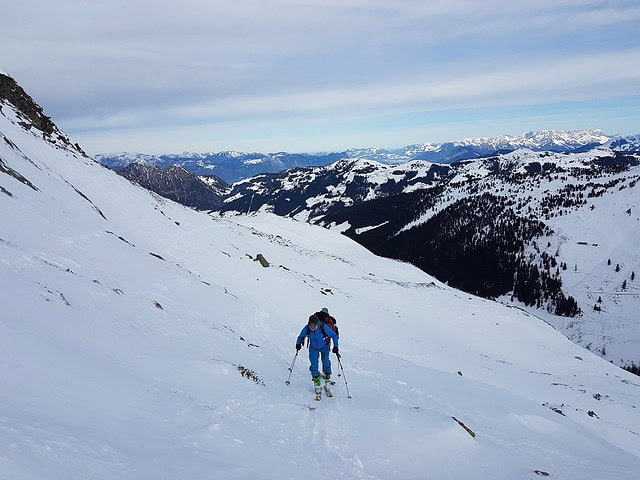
<box><xmin>297</xmin><ymin>324</ymin><xmax>339</xmax><ymax>350</ymax></box>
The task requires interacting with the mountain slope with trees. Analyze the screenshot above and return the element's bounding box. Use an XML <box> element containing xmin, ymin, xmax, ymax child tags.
<box><xmin>218</xmin><ymin>149</ymin><xmax>640</xmax><ymax>370</ymax></box>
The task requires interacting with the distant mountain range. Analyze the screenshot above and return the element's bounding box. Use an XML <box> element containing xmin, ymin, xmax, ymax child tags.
<box><xmin>98</xmin><ymin>151</ymin><xmax>345</xmax><ymax>184</ymax></box>
<box><xmin>97</xmin><ymin>129</ymin><xmax>639</xmax><ymax>183</ymax></box>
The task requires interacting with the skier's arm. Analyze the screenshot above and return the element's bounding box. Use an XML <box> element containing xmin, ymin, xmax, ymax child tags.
<box><xmin>329</xmin><ymin>328</ymin><xmax>338</xmax><ymax>348</ymax></box>
<box><xmin>295</xmin><ymin>326</ymin><xmax>308</xmax><ymax>347</ymax></box>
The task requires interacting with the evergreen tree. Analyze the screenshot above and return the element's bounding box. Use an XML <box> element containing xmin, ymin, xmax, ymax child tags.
<box><xmin>624</xmin><ymin>362</ymin><xmax>640</xmax><ymax>377</ymax></box>
<box><xmin>555</xmin><ymin>293</ymin><xmax>581</xmax><ymax>317</ymax></box>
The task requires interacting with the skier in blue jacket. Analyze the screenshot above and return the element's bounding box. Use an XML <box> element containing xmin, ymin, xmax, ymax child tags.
<box><xmin>296</xmin><ymin>314</ymin><xmax>339</xmax><ymax>388</ymax></box>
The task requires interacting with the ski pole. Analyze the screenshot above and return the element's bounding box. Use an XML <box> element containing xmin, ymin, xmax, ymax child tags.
<box><xmin>285</xmin><ymin>350</ymin><xmax>299</xmax><ymax>385</ymax></box>
<box><xmin>336</xmin><ymin>352</ymin><xmax>352</xmax><ymax>398</ymax></box>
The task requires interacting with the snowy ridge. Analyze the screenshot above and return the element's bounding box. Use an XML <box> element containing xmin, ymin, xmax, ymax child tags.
<box><xmin>222</xmin><ymin>156</ymin><xmax>448</xmax><ymax>220</ymax></box>
<box><xmin>95</xmin><ymin>151</ymin><xmax>164</xmax><ymax>167</ymax></box>
<box><xmin>222</xmin><ymin>148</ymin><xmax>622</xmax><ymax>220</ymax></box>
<box><xmin>397</xmin><ymin>129</ymin><xmax>613</xmax><ymax>160</ymax></box>
<box><xmin>457</xmin><ymin>129</ymin><xmax>610</xmax><ymax>150</ymax></box>
<box><xmin>2</xmin><ymin>73</ymin><xmax>640</xmax><ymax>479</ymax></box>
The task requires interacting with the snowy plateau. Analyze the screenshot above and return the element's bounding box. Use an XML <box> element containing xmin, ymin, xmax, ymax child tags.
<box><xmin>1</xmin><ymin>73</ymin><xmax>640</xmax><ymax>479</ymax></box>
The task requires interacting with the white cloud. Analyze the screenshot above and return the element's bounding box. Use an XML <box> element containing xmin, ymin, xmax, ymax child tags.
<box><xmin>63</xmin><ymin>49</ymin><xmax>640</xmax><ymax>132</ymax></box>
<box><xmin>2</xmin><ymin>0</ymin><xmax>639</xmax><ymax>152</ymax></box>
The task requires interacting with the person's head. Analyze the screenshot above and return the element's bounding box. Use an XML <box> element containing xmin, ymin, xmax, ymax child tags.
<box><xmin>308</xmin><ymin>315</ymin><xmax>319</xmax><ymax>329</ymax></box>
<box><xmin>320</xmin><ymin>307</ymin><xmax>329</xmax><ymax>314</ymax></box>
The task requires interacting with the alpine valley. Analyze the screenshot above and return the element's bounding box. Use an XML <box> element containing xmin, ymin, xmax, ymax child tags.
<box><xmin>3</xmin><ymin>71</ymin><xmax>640</xmax><ymax>479</ymax></box>
<box><xmin>105</xmin><ymin>134</ymin><xmax>640</xmax><ymax>372</ymax></box>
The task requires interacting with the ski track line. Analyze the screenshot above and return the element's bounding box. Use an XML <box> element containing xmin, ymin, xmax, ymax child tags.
<box><xmin>298</xmin><ymin>392</ymin><xmax>368</xmax><ymax>479</ymax></box>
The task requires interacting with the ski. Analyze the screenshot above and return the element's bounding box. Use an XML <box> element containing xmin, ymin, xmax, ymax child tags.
<box><xmin>314</xmin><ymin>385</ymin><xmax>322</xmax><ymax>401</ymax></box>
<box><xmin>323</xmin><ymin>384</ymin><xmax>333</xmax><ymax>398</ymax></box>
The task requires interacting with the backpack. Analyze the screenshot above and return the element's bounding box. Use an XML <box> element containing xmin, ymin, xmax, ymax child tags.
<box><xmin>304</xmin><ymin>312</ymin><xmax>339</xmax><ymax>348</ymax></box>
<box><xmin>315</xmin><ymin>311</ymin><xmax>339</xmax><ymax>337</ymax></box>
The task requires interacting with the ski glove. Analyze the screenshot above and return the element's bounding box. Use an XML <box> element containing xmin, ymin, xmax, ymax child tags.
<box><xmin>332</xmin><ymin>346</ymin><xmax>339</xmax><ymax>354</ymax></box>
<box><xmin>296</xmin><ymin>343</ymin><xmax>301</xmax><ymax>351</ymax></box>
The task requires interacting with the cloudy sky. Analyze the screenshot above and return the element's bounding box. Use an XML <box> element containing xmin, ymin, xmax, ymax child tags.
<box><xmin>3</xmin><ymin>0</ymin><xmax>640</xmax><ymax>154</ymax></box>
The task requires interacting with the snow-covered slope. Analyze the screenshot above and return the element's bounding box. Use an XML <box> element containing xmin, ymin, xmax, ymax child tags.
<box><xmin>2</xmin><ymin>74</ymin><xmax>640</xmax><ymax>479</ymax></box>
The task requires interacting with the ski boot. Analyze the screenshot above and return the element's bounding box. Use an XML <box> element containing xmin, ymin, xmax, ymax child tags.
<box><xmin>323</xmin><ymin>373</ymin><xmax>333</xmax><ymax>397</ymax></box>
<box><xmin>313</xmin><ymin>376</ymin><xmax>322</xmax><ymax>401</ymax></box>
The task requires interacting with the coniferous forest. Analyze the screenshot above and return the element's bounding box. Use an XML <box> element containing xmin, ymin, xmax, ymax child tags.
<box><xmin>322</xmin><ymin>191</ymin><xmax>581</xmax><ymax>316</ymax></box>
<box><xmin>624</xmin><ymin>363</ymin><xmax>640</xmax><ymax>377</ymax></box>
